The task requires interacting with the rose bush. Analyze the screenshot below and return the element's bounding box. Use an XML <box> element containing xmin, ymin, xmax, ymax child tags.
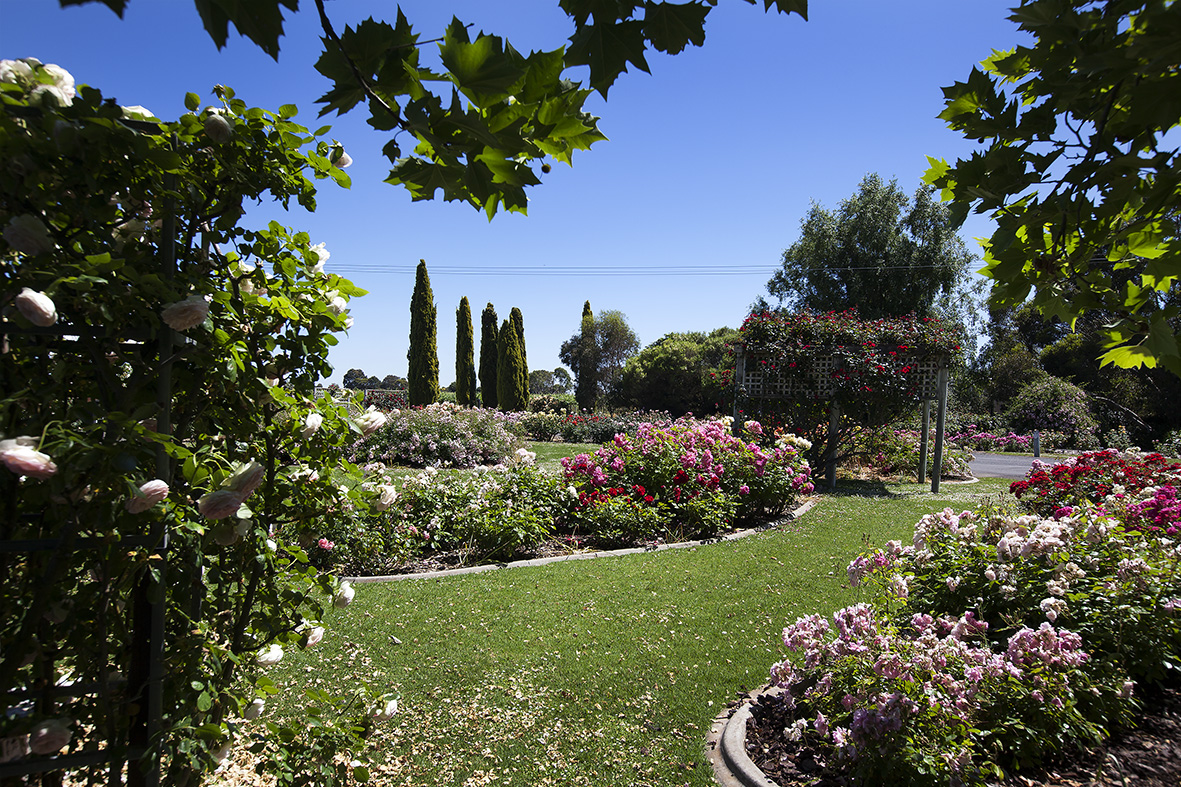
<box><xmin>768</xmin><ymin>454</ymin><xmax>1181</xmax><ymax>786</ymax></box>
<box><xmin>1009</xmin><ymin>449</ymin><xmax>1181</xmax><ymax>519</ymax></box>
<box><xmin>348</xmin><ymin>402</ymin><xmax>522</xmax><ymax>468</ymax></box>
<box><xmin>2</xmin><ymin>61</ymin><xmax>392</xmax><ymax>785</ymax></box>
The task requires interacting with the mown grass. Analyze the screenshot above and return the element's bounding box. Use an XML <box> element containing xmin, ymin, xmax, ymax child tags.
<box><xmin>246</xmin><ymin>477</ymin><xmax>1011</xmax><ymax>787</ymax></box>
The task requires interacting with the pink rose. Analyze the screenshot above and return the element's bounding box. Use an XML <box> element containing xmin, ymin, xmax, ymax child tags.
<box><xmin>198</xmin><ymin>489</ymin><xmax>244</xmax><ymax>519</ymax></box>
<box><xmin>126</xmin><ymin>479</ymin><xmax>169</xmax><ymax>513</ymax></box>
<box><xmin>161</xmin><ymin>295</ymin><xmax>210</xmax><ymax>331</ymax></box>
<box><xmin>1</xmin><ymin>438</ymin><xmax>57</xmax><ymax>479</ymax></box>
<box><xmin>14</xmin><ymin>287</ymin><xmax>57</xmax><ymax>326</ymax></box>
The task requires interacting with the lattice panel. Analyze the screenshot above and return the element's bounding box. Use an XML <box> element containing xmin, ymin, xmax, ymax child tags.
<box><xmin>740</xmin><ymin>349</ymin><xmax>945</xmax><ymax>402</ymax></box>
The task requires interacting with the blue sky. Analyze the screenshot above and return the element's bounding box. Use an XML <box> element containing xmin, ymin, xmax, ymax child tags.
<box><xmin>3</xmin><ymin>0</ymin><xmax>1026</xmax><ymax>386</ymax></box>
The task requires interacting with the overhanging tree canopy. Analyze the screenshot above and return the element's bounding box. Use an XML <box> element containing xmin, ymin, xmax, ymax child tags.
<box><xmin>62</xmin><ymin>0</ymin><xmax>807</xmax><ymax>217</ymax></box>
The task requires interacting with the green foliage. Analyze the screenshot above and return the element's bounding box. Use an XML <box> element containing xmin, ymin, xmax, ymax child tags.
<box><xmin>1003</xmin><ymin>376</ymin><xmax>1100</xmax><ymax>450</ymax></box>
<box><xmin>497</xmin><ymin>317</ymin><xmax>528</xmax><ymax>412</ymax></box>
<box><xmin>766</xmin><ymin>174</ymin><xmax>976</xmax><ymax>318</ymax></box>
<box><xmin>566</xmin><ymin>300</ymin><xmax>598</xmax><ymax>412</ymax></box>
<box><xmin>925</xmin><ymin>0</ymin><xmax>1181</xmax><ymax>375</ymax></box>
<box><xmin>618</xmin><ymin>327</ymin><xmax>739</xmax><ymax>416</ymax></box>
<box><xmin>479</xmin><ymin>303</ymin><xmax>499</xmax><ymax>409</ymax></box>
<box><xmin>510</xmin><ymin>306</ymin><xmax>528</xmax><ymax>395</ymax></box>
<box><xmin>737</xmin><ymin>309</ymin><xmax>963</xmax><ymax>467</ymax></box>
<box><xmin>407</xmin><ymin>259</ymin><xmax>438</xmax><ymax>406</ymax></box>
<box><xmin>455</xmin><ymin>296</ymin><xmax>476</xmax><ymax>406</ymax></box>
<box><xmin>560</xmin><ymin>304</ymin><xmax>639</xmax><ymax>410</ymax></box>
<box><xmin>63</xmin><ymin>0</ymin><xmax>806</xmax><ymax>216</ymax></box>
<box><xmin>0</xmin><ymin>68</ymin><xmax>387</xmax><ymax>783</ymax></box>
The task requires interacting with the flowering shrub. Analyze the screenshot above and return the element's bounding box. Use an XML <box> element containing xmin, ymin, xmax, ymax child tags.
<box><xmin>555</xmin><ymin>409</ymin><xmax>675</xmax><ymax>444</ymax></box>
<box><xmin>855</xmin><ymin>428</ymin><xmax>974</xmax><ymax>480</ymax></box>
<box><xmin>734</xmin><ymin>309</ymin><xmax>962</xmax><ymax>468</ymax></box>
<box><xmin>1</xmin><ymin>65</ymin><xmax>388</xmax><ymax>782</ymax></box>
<box><xmin>349</xmin><ymin>402</ymin><xmax>521</xmax><ymax>467</ymax></box>
<box><xmin>362</xmin><ymin>388</ymin><xmax>408</xmax><ymax>411</ymax></box>
<box><xmin>374</xmin><ymin>453</ymin><xmax>569</xmax><ymax>563</ymax></box>
<box><xmin>1003</xmin><ymin>377</ymin><xmax>1100</xmax><ymax>450</ymax></box>
<box><xmin>1009</xmin><ymin>449</ymin><xmax>1181</xmax><ymax>519</ymax></box>
<box><xmin>561</xmin><ymin>417</ymin><xmax>813</xmax><ymax>542</ymax></box>
<box><xmin>770</xmin><ymin>501</ymin><xmax>1181</xmax><ymax>785</ymax></box>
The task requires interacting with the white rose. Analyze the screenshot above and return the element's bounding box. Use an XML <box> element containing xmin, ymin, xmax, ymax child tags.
<box><xmin>371</xmin><ymin>696</ymin><xmax>398</xmax><ymax>722</ymax></box>
<box><xmin>212</xmin><ymin>742</ymin><xmax>233</xmax><ymax>764</ymax></box>
<box><xmin>305</xmin><ymin>626</ymin><xmax>325</xmax><ymax>647</ymax></box>
<box><xmin>333</xmin><ymin>581</ymin><xmax>355</xmax><ymax>608</ymax></box>
<box><xmin>332</xmin><ymin>150</ymin><xmax>353</xmax><ymax>168</ymax></box>
<box><xmin>0</xmin><ymin>59</ymin><xmax>34</xmax><ymax>85</ymax></box>
<box><xmin>204</xmin><ymin>113</ymin><xmax>234</xmax><ymax>143</ymax></box>
<box><xmin>244</xmin><ymin>698</ymin><xmax>266</xmax><ymax>720</ymax></box>
<box><xmin>14</xmin><ymin>287</ymin><xmax>57</xmax><ymax>326</ymax></box>
<box><xmin>4</xmin><ymin>215</ymin><xmax>56</xmax><ymax>256</ymax></box>
<box><xmin>301</xmin><ymin>412</ymin><xmax>324</xmax><ymax>439</ymax></box>
<box><xmin>30</xmin><ymin>83</ymin><xmax>72</xmax><ymax>108</ymax></box>
<box><xmin>126</xmin><ymin>479</ymin><xmax>169</xmax><ymax>513</ymax></box>
<box><xmin>121</xmin><ymin>105</ymin><xmax>156</xmax><ymax>120</ymax></box>
<box><xmin>310</xmin><ymin>243</ymin><xmax>330</xmax><ymax>275</ymax></box>
<box><xmin>161</xmin><ymin>295</ymin><xmax>211</xmax><ymax>331</ymax></box>
<box><xmin>355</xmin><ymin>408</ymin><xmax>386</xmax><ymax>437</ymax></box>
<box><xmin>256</xmin><ymin>643</ymin><xmax>284</xmax><ymax>666</ymax></box>
<box><xmin>41</xmin><ymin>64</ymin><xmax>75</xmax><ymax>97</ymax></box>
<box><xmin>373</xmin><ymin>484</ymin><xmax>398</xmax><ymax>512</ymax></box>
<box><xmin>29</xmin><ymin>718</ymin><xmax>73</xmax><ymax>755</ymax></box>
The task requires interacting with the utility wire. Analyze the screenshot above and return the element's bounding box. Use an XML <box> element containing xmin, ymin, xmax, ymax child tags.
<box><xmin>324</xmin><ymin>263</ymin><xmax>950</xmax><ymax>276</ymax></box>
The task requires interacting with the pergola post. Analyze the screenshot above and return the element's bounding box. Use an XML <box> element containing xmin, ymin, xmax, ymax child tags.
<box><xmin>918</xmin><ymin>399</ymin><xmax>931</xmax><ymax>482</ymax></box>
<box><xmin>931</xmin><ymin>364</ymin><xmax>950</xmax><ymax>493</ymax></box>
<box><xmin>826</xmin><ymin>401</ymin><xmax>840</xmax><ymax>490</ymax></box>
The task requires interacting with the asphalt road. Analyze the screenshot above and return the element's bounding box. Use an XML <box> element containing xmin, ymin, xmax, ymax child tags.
<box><xmin>969</xmin><ymin>451</ymin><xmax>1048</xmax><ymax>479</ymax></box>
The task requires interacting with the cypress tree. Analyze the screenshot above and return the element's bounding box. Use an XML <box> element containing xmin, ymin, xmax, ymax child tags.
<box><xmin>407</xmin><ymin>259</ymin><xmax>438</xmax><ymax>406</ymax></box>
<box><xmin>509</xmin><ymin>306</ymin><xmax>528</xmax><ymax>396</ymax></box>
<box><xmin>479</xmin><ymin>303</ymin><xmax>499</xmax><ymax>408</ymax></box>
<box><xmin>497</xmin><ymin>317</ymin><xmax>528</xmax><ymax>411</ymax></box>
<box><xmin>455</xmin><ymin>297</ymin><xmax>476</xmax><ymax>405</ymax></box>
<box><xmin>575</xmin><ymin>300</ymin><xmax>598</xmax><ymax>412</ymax></box>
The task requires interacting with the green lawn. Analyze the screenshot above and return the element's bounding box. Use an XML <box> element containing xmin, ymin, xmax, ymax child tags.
<box><xmin>250</xmin><ymin>477</ymin><xmax>1011</xmax><ymax>787</ymax></box>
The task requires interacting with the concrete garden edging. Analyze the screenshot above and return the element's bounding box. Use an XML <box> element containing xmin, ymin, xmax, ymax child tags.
<box><xmin>706</xmin><ymin>686</ymin><xmax>783</xmax><ymax>787</ymax></box>
<box><xmin>346</xmin><ymin>499</ymin><xmax>817</xmax><ymax>584</ymax></box>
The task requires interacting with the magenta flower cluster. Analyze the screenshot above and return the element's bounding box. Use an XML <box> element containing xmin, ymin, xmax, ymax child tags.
<box><xmin>561</xmin><ymin>417</ymin><xmax>813</xmax><ymax>536</ymax></box>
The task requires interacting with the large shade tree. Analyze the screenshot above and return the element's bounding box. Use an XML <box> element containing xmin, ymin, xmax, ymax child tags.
<box><xmin>765</xmin><ymin>174</ymin><xmax>976</xmax><ymax>319</ymax></box>
<box><xmin>925</xmin><ymin>0</ymin><xmax>1181</xmax><ymax>374</ymax></box>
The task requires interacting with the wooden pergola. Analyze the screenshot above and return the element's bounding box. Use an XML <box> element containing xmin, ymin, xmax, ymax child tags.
<box><xmin>732</xmin><ymin>345</ymin><xmax>952</xmax><ymax>491</ymax></box>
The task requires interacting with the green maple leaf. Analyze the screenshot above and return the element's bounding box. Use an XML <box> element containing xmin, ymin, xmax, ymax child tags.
<box><xmin>566</xmin><ymin>19</ymin><xmax>650</xmax><ymax>96</ymax></box>
<box><xmin>739</xmin><ymin>0</ymin><xmax>808</xmax><ymax>20</ymax></box>
<box><xmin>59</xmin><ymin>0</ymin><xmax>127</xmax><ymax>14</ymax></box>
<box><xmin>643</xmin><ymin>1</ymin><xmax>709</xmax><ymax>55</ymax></box>
<box><xmin>440</xmin><ymin>19</ymin><xmax>528</xmax><ymax>106</ymax></box>
<box><xmin>192</xmin><ymin>0</ymin><xmax>298</xmax><ymax>59</ymax></box>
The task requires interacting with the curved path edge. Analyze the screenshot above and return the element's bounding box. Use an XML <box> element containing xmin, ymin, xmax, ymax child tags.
<box><xmin>706</xmin><ymin>686</ymin><xmax>782</xmax><ymax>787</ymax></box>
<box><xmin>346</xmin><ymin>499</ymin><xmax>818</xmax><ymax>584</ymax></box>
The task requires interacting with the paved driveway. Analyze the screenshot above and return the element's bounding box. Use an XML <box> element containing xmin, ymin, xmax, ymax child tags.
<box><xmin>969</xmin><ymin>452</ymin><xmax>1048</xmax><ymax>479</ymax></box>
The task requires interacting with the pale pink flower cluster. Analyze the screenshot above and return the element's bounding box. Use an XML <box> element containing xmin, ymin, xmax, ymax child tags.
<box><xmin>14</xmin><ymin>287</ymin><xmax>57</xmax><ymax>325</ymax></box>
<box><xmin>126</xmin><ymin>479</ymin><xmax>169</xmax><ymax>513</ymax></box>
<box><xmin>1</xmin><ymin>436</ymin><xmax>57</xmax><ymax>480</ymax></box>
<box><xmin>161</xmin><ymin>294</ymin><xmax>211</xmax><ymax>331</ymax></box>
<box><xmin>197</xmin><ymin>459</ymin><xmax>264</xmax><ymax>520</ymax></box>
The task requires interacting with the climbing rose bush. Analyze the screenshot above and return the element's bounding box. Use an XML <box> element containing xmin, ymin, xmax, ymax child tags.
<box><xmin>1</xmin><ymin>63</ymin><xmax>389</xmax><ymax>785</ymax></box>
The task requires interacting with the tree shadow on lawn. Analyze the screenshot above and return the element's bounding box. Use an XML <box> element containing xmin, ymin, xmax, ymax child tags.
<box><xmin>820</xmin><ymin>479</ymin><xmax>901</xmax><ymax>498</ymax></box>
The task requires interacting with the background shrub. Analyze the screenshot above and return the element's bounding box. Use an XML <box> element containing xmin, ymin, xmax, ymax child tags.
<box><xmin>349</xmin><ymin>403</ymin><xmax>520</xmax><ymax>467</ymax></box>
<box><xmin>1004</xmin><ymin>377</ymin><xmax>1100</xmax><ymax>449</ymax></box>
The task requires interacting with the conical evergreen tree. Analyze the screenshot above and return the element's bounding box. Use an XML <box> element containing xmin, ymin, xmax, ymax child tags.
<box><xmin>509</xmin><ymin>306</ymin><xmax>528</xmax><ymax>396</ymax></box>
<box><xmin>479</xmin><ymin>303</ymin><xmax>499</xmax><ymax>408</ymax></box>
<box><xmin>576</xmin><ymin>300</ymin><xmax>598</xmax><ymax>412</ymax></box>
<box><xmin>407</xmin><ymin>259</ymin><xmax>438</xmax><ymax>406</ymax></box>
<box><xmin>497</xmin><ymin>317</ymin><xmax>528</xmax><ymax>411</ymax></box>
<box><xmin>455</xmin><ymin>297</ymin><xmax>476</xmax><ymax>405</ymax></box>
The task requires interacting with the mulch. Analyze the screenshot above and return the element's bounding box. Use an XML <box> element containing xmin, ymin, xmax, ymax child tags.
<box><xmin>742</xmin><ymin>683</ymin><xmax>1181</xmax><ymax>786</ymax></box>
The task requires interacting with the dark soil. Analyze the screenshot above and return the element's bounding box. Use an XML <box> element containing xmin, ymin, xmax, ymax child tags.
<box><xmin>742</xmin><ymin>684</ymin><xmax>1181</xmax><ymax>786</ymax></box>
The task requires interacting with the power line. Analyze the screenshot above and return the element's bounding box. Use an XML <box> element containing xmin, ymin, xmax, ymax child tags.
<box><xmin>324</xmin><ymin>263</ymin><xmax>953</xmax><ymax>277</ymax></box>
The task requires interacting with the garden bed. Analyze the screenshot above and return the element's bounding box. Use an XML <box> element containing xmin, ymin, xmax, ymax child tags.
<box><xmin>742</xmin><ymin>683</ymin><xmax>1181</xmax><ymax>787</ymax></box>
